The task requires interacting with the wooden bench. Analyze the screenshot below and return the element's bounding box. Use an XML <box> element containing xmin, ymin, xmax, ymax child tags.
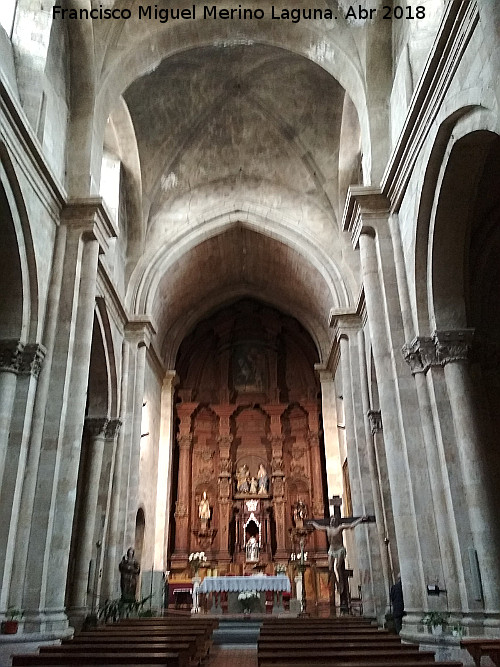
<box><xmin>257</xmin><ymin>648</ymin><xmax>440</xmax><ymax>664</ymax></box>
<box><xmin>12</xmin><ymin>651</ymin><xmax>181</xmax><ymax>666</ymax></box>
<box><xmin>460</xmin><ymin>639</ymin><xmax>500</xmax><ymax>666</ymax></box>
<box><xmin>258</xmin><ymin>663</ymin><xmax>463</xmax><ymax>667</ymax></box>
<box><xmin>39</xmin><ymin>643</ymin><xmax>192</xmax><ymax>667</ymax></box>
<box><xmin>77</xmin><ymin>628</ymin><xmax>209</xmax><ymax>659</ymax></box>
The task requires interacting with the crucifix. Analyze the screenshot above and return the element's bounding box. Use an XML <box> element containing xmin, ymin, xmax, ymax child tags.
<box><xmin>307</xmin><ymin>496</ymin><xmax>375</xmax><ymax>613</ymax></box>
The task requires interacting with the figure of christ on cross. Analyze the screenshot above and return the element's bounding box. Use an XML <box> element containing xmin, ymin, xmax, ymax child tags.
<box><xmin>308</xmin><ymin>514</ymin><xmax>369</xmax><ymax>597</ymax></box>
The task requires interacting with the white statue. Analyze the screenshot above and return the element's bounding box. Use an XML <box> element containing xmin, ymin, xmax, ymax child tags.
<box><xmin>246</xmin><ymin>536</ymin><xmax>259</xmax><ymax>562</ymax></box>
<box><xmin>199</xmin><ymin>491</ymin><xmax>210</xmax><ymax>521</ymax></box>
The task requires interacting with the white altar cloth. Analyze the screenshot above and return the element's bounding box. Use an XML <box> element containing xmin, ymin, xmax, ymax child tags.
<box><xmin>199</xmin><ymin>575</ymin><xmax>291</xmax><ymax>594</ymax></box>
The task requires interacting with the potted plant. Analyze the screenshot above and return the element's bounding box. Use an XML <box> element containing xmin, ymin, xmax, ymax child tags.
<box><xmin>451</xmin><ymin>621</ymin><xmax>464</xmax><ymax>638</ymax></box>
<box><xmin>275</xmin><ymin>563</ymin><xmax>287</xmax><ymax>576</ymax></box>
<box><xmin>421</xmin><ymin>611</ymin><xmax>448</xmax><ymax>635</ymax></box>
<box><xmin>2</xmin><ymin>608</ymin><xmax>24</xmax><ymax>634</ymax></box>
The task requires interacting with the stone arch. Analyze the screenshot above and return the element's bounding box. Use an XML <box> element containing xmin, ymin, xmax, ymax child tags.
<box><xmin>94</xmin><ymin>298</ymin><xmax>119</xmax><ymax>418</ymax></box>
<box><xmin>412</xmin><ymin>94</ymin><xmax>498</xmax><ymax>332</ymax></box>
<box><xmin>0</xmin><ymin>145</ymin><xmax>38</xmax><ymax>342</ymax></box>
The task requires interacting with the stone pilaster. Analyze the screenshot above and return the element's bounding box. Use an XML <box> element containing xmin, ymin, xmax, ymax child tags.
<box><xmin>15</xmin><ymin>199</ymin><xmax>116</xmax><ymax>633</ymax></box>
<box><xmin>68</xmin><ymin>417</ymin><xmax>109</xmax><ymax>617</ymax></box>
<box><xmin>101</xmin><ymin>341</ymin><xmax>130</xmax><ymax>601</ymax></box>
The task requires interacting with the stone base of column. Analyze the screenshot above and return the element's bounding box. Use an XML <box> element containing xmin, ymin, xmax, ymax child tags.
<box><xmin>22</xmin><ymin>610</ymin><xmax>71</xmax><ymax>635</ymax></box>
<box><xmin>66</xmin><ymin>607</ymin><xmax>92</xmax><ymax>633</ymax></box>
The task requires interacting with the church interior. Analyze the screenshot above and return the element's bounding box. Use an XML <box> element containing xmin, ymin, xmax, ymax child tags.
<box><xmin>1</xmin><ymin>0</ymin><xmax>500</xmax><ymax>663</ymax></box>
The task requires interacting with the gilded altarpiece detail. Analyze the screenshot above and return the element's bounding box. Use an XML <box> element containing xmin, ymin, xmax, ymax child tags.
<box><xmin>170</xmin><ymin>300</ymin><xmax>329</xmax><ymax>601</ymax></box>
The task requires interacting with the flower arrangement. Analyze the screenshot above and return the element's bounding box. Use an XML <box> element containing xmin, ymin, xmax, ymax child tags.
<box><xmin>188</xmin><ymin>551</ymin><xmax>207</xmax><ymax>573</ymax></box>
<box><xmin>238</xmin><ymin>590</ymin><xmax>261</xmax><ymax>613</ymax></box>
<box><xmin>421</xmin><ymin>611</ymin><xmax>448</xmax><ymax>633</ymax></box>
<box><xmin>275</xmin><ymin>563</ymin><xmax>287</xmax><ymax>575</ymax></box>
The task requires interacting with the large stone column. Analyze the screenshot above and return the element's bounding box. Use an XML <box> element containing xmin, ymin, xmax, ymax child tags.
<box><xmin>154</xmin><ymin>371</ymin><xmax>177</xmax><ymax>572</ymax></box>
<box><xmin>122</xmin><ymin>322</ymin><xmax>153</xmax><ymax>547</ymax></box>
<box><xmin>402</xmin><ymin>336</ymin><xmax>465</xmax><ymax>613</ymax></box>
<box><xmin>315</xmin><ymin>368</ymin><xmax>343</xmax><ymax>498</ymax></box>
<box><xmin>367</xmin><ymin>410</ymin><xmax>398</xmax><ymax>584</ymax></box>
<box><xmin>0</xmin><ymin>344</ymin><xmax>45</xmax><ymax>611</ymax></box>
<box><xmin>16</xmin><ymin>200</ymin><xmax>115</xmax><ymax>634</ymax></box>
<box><xmin>68</xmin><ymin>417</ymin><xmax>108</xmax><ymax>617</ymax></box>
<box><xmin>434</xmin><ymin>329</ymin><xmax>500</xmax><ymax>614</ymax></box>
<box><xmin>343</xmin><ymin>187</ymin><xmax>444</xmax><ymax>623</ymax></box>
<box><xmin>357</xmin><ymin>328</ymin><xmax>391</xmax><ymax>614</ymax></box>
<box><xmin>101</xmin><ymin>341</ymin><xmax>131</xmax><ymax>601</ymax></box>
<box><xmin>338</xmin><ymin>329</ymin><xmax>376</xmax><ymax>616</ymax></box>
<box><xmin>0</xmin><ymin>340</ymin><xmax>24</xmax><ymax>487</ymax></box>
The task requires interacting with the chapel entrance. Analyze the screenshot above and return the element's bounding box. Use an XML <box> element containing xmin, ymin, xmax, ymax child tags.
<box><xmin>169</xmin><ymin>299</ymin><xmax>329</xmax><ymax>575</ymax></box>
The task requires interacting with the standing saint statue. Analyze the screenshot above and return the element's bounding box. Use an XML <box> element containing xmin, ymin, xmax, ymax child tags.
<box><xmin>119</xmin><ymin>547</ymin><xmax>140</xmax><ymax>600</ymax></box>
<box><xmin>309</xmin><ymin>515</ymin><xmax>367</xmax><ymax>595</ymax></box>
<box><xmin>249</xmin><ymin>476</ymin><xmax>258</xmax><ymax>494</ymax></box>
<box><xmin>257</xmin><ymin>463</ymin><xmax>268</xmax><ymax>494</ymax></box>
<box><xmin>199</xmin><ymin>491</ymin><xmax>210</xmax><ymax>522</ymax></box>
<box><xmin>236</xmin><ymin>463</ymin><xmax>250</xmax><ymax>493</ymax></box>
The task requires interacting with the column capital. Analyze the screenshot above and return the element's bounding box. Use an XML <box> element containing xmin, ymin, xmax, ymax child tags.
<box><xmin>367</xmin><ymin>409</ymin><xmax>383</xmax><ymax>434</ymax></box>
<box><xmin>433</xmin><ymin>329</ymin><xmax>474</xmax><ymax>366</ymax></box>
<box><xmin>0</xmin><ymin>339</ymin><xmax>24</xmax><ymax>373</ymax></box>
<box><xmin>84</xmin><ymin>417</ymin><xmax>108</xmax><ymax>438</ymax></box>
<box><xmin>402</xmin><ymin>336</ymin><xmax>437</xmax><ymax>374</ymax></box>
<box><xmin>125</xmin><ymin>316</ymin><xmax>156</xmax><ymax>348</ymax></box>
<box><xmin>19</xmin><ymin>343</ymin><xmax>46</xmax><ymax>378</ymax></box>
<box><xmin>342</xmin><ymin>186</ymin><xmax>390</xmax><ymax>249</ymax></box>
<box><xmin>178</xmin><ymin>434</ymin><xmax>193</xmax><ymax>450</ymax></box>
<box><xmin>216</xmin><ymin>434</ymin><xmax>233</xmax><ymax>447</ymax></box>
<box><xmin>105</xmin><ymin>419</ymin><xmax>122</xmax><ymax>439</ymax></box>
<box><xmin>61</xmin><ymin>198</ymin><xmax>117</xmax><ymax>254</ymax></box>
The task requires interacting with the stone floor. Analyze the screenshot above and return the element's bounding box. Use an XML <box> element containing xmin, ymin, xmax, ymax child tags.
<box><xmin>207</xmin><ymin>645</ymin><xmax>258</xmax><ymax>667</ymax></box>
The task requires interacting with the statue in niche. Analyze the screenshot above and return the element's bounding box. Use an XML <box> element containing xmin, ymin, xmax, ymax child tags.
<box><xmin>119</xmin><ymin>547</ymin><xmax>140</xmax><ymax>600</ymax></box>
<box><xmin>249</xmin><ymin>476</ymin><xmax>258</xmax><ymax>494</ymax></box>
<box><xmin>257</xmin><ymin>464</ymin><xmax>268</xmax><ymax>494</ymax></box>
<box><xmin>246</xmin><ymin>536</ymin><xmax>259</xmax><ymax>562</ymax></box>
<box><xmin>199</xmin><ymin>491</ymin><xmax>211</xmax><ymax>522</ymax></box>
<box><xmin>236</xmin><ymin>464</ymin><xmax>250</xmax><ymax>493</ymax></box>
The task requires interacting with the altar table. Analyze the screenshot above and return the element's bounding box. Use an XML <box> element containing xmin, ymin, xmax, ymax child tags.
<box><xmin>199</xmin><ymin>575</ymin><xmax>290</xmax><ymax>614</ymax></box>
<box><xmin>199</xmin><ymin>575</ymin><xmax>291</xmax><ymax>593</ymax></box>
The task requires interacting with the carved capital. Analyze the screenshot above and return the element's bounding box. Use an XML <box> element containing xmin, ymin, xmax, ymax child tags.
<box><xmin>19</xmin><ymin>343</ymin><xmax>46</xmax><ymax>377</ymax></box>
<box><xmin>84</xmin><ymin>417</ymin><xmax>108</xmax><ymax>438</ymax></box>
<box><xmin>216</xmin><ymin>434</ymin><xmax>233</xmax><ymax>447</ymax></box>
<box><xmin>178</xmin><ymin>434</ymin><xmax>193</xmax><ymax>450</ymax></box>
<box><xmin>174</xmin><ymin>500</ymin><xmax>188</xmax><ymax>518</ymax></box>
<box><xmin>367</xmin><ymin>410</ymin><xmax>382</xmax><ymax>434</ymax></box>
<box><xmin>0</xmin><ymin>339</ymin><xmax>24</xmax><ymax>373</ymax></box>
<box><xmin>433</xmin><ymin>329</ymin><xmax>474</xmax><ymax>366</ymax></box>
<box><xmin>402</xmin><ymin>337</ymin><xmax>437</xmax><ymax>374</ymax></box>
<box><xmin>105</xmin><ymin>418</ymin><xmax>122</xmax><ymax>439</ymax></box>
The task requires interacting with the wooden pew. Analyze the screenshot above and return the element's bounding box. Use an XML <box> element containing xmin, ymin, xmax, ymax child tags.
<box><xmin>460</xmin><ymin>639</ymin><xmax>500</xmax><ymax>666</ymax></box>
<box><xmin>39</xmin><ymin>642</ymin><xmax>192</xmax><ymax>667</ymax></box>
<box><xmin>12</xmin><ymin>651</ymin><xmax>181</xmax><ymax>666</ymax></box>
<box><xmin>259</xmin><ymin>663</ymin><xmax>463</xmax><ymax>667</ymax></box>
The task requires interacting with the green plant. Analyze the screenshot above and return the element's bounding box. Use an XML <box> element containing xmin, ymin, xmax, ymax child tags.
<box><xmin>421</xmin><ymin>611</ymin><xmax>448</xmax><ymax>628</ymax></box>
<box><xmin>5</xmin><ymin>608</ymin><xmax>24</xmax><ymax>621</ymax></box>
<box><xmin>98</xmin><ymin>594</ymin><xmax>152</xmax><ymax>624</ymax></box>
<box><xmin>451</xmin><ymin>621</ymin><xmax>464</xmax><ymax>637</ymax></box>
